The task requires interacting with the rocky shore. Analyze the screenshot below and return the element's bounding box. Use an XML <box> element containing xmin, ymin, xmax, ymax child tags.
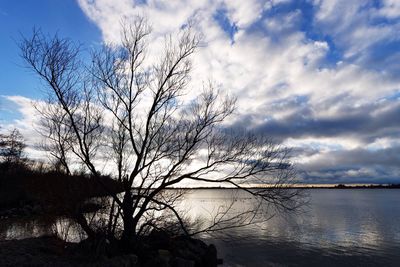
<box><xmin>0</xmin><ymin>232</ymin><xmax>222</xmax><ymax>267</ymax></box>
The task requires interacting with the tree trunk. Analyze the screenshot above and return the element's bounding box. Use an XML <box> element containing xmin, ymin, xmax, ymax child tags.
<box><xmin>120</xmin><ymin>190</ymin><xmax>136</xmax><ymax>248</ymax></box>
<box><xmin>74</xmin><ymin>212</ymin><xmax>96</xmax><ymax>240</ymax></box>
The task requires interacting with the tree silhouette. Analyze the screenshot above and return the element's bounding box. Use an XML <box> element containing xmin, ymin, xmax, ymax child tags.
<box><xmin>20</xmin><ymin>18</ymin><xmax>304</xmax><ymax>247</ymax></box>
<box><xmin>0</xmin><ymin>128</ymin><xmax>26</xmax><ymax>167</ymax></box>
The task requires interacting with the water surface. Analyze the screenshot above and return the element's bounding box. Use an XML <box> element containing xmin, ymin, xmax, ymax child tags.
<box><xmin>188</xmin><ymin>189</ymin><xmax>400</xmax><ymax>266</ymax></box>
<box><xmin>1</xmin><ymin>189</ymin><xmax>400</xmax><ymax>266</ymax></box>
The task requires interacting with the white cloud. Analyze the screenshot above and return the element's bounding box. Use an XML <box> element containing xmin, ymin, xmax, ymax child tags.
<box><xmin>313</xmin><ymin>0</ymin><xmax>400</xmax><ymax>62</ymax></box>
<box><xmin>379</xmin><ymin>0</ymin><xmax>400</xmax><ymax>19</ymax></box>
<box><xmin>223</xmin><ymin>0</ymin><xmax>266</xmax><ymax>28</ymax></box>
<box><xmin>75</xmin><ymin>1</ymin><xmax>400</xmax><ymax>177</ymax></box>
<box><xmin>1</xmin><ymin>96</ymin><xmax>47</xmax><ymax>161</ymax></box>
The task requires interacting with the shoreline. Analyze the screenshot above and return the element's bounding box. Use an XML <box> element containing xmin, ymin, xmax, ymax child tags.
<box><xmin>162</xmin><ymin>184</ymin><xmax>400</xmax><ymax>190</ymax></box>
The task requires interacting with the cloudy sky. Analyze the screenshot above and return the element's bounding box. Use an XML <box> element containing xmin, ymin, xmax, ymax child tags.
<box><xmin>0</xmin><ymin>0</ymin><xmax>399</xmax><ymax>184</ymax></box>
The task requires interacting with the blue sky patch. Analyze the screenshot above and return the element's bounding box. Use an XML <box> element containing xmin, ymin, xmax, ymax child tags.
<box><xmin>213</xmin><ymin>8</ymin><xmax>238</xmax><ymax>43</ymax></box>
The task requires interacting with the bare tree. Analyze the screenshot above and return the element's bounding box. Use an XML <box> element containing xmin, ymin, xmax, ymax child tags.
<box><xmin>0</xmin><ymin>128</ymin><xmax>26</xmax><ymax>166</ymax></box>
<box><xmin>20</xmin><ymin>18</ymin><xmax>304</xmax><ymax>247</ymax></box>
<box><xmin>34</xmin><ymin>100</ymin><xmax>74</xmax><ymax>174</ymax></box>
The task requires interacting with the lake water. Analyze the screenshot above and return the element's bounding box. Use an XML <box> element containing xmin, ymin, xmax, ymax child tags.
<box><xmin>1</xmin><ymin>189</ymin><xmax>400</xmax><ymax>266</ymax></box>
<box><xmin>191</xmin><ymin>189</ymin><xmax>400</xmax><ymax>266</ymax></box>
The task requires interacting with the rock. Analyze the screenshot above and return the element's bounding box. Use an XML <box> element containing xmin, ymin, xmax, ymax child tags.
<box><xmin>32</xmin><ymin>204</ymin><xmax>42</xmax><ymax>214</ymax></box>
<box><xmin>128</xmin><ymin>254</ymin><xmax>138</xmax><ymax>265</ymax></box>
<box><xmin>172</xmin><ymin>257</ymin><xmax>195</xmax><ymax>267</ymax></box>
<box><xmin>21</xmin><ymin>207</ymin><xmax>29</xmax><ymax>215</ymax></box>
<box><xmin>110</xmin><ymin>256</ymin><xmax>127</xmax><ymax>267</ymax></box>
<box><xmin>158</xmin><ymin>249</ymin><xmax>172</xmax><ymax>263</ymax></box>
<box><xmin>142</xmin><ymin>254</ymin><xmax>169</xmax><ymax>267</ymax></box>
<box><xmin>203</xmin><ymin>244</ymin><xmax>217</xmax><ymax>267</ymax></box>
<box><xmin>103</xmin><ymin>254</ymin><xmax>138</xmax><ymax>267</ymax></box>
<box><xmin>176</xmin><ymin>247</ymin><xmax>202</xmax><ymax>264</ymax></box>
<box><xmin>148</xmin><ymin>230</ymin><xmax>170</xmax><ymax>249</ymax></box>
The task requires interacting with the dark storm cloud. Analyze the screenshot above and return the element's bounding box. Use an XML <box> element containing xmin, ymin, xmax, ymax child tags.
<box><xmin>296</xmin><ymin>146</ymin><xmax>400</xmax><ymax>184</ymax></box>
<box><xmin>244</xmin><ymin>100</ymin><xmax>400</xmax><ymax>143</ymax></box>
<box><xmin>302</xmin><ymin>146</ymin><xmax>400</xmax><ymax>170</ymax></box>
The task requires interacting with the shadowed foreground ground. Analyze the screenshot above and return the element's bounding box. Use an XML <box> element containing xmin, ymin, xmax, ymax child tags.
<box><xmin>0</xmin><ymin>234</ymin><xmax>219</xmax><ymax>267</ymax></box>
<box><xmin>0</xmin><ymin>236</ymin><xmax>88</xmax><ymax>267</ymax></box>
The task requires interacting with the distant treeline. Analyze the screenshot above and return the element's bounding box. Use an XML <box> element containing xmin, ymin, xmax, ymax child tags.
<box><xmin>0</xmin><ymin>128</ymin><xmax>123</xmax><ymax>214</ymax></box>
<box><xmin>332</xmin><ymin>183</ymin><xmax>400</xmax><ymax>189</ymax></box>
<box><xmin>0</xmin><ymin>161</ymin><xmax>123</xmax><ymax>214</ymax></box>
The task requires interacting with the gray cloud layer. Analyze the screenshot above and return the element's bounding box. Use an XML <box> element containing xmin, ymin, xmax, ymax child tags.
<box><xmin>251</xmin><ymin>100</ymin><xmax>400</xmax><ymax>142</ymax></box>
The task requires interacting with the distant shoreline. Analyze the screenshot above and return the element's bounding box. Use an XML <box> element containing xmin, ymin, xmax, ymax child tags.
<box><xmin>161</xmin><ymin>184</ymin><xmax>400</xmax><ymax>190</ymax></box>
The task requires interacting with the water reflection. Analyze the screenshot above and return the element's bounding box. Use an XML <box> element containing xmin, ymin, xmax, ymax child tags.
<box><xmin>1</xmin><ymin>189</ymin><xmax>400</xmax><ymax>266</ymax></box>
<box><xmin>0</xmin><ymin>215</ymin><xmax>94</xmax><ymax>243</ymax></box>
<box><xmin>0</xmin><ymin>216</ymin><xmax>56</xmax><ymax>240</ymax></box>
<box><xmin>189</xmin><ymin>189</ymin><xmax>400</xmax><ymax>266</ymax></box>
